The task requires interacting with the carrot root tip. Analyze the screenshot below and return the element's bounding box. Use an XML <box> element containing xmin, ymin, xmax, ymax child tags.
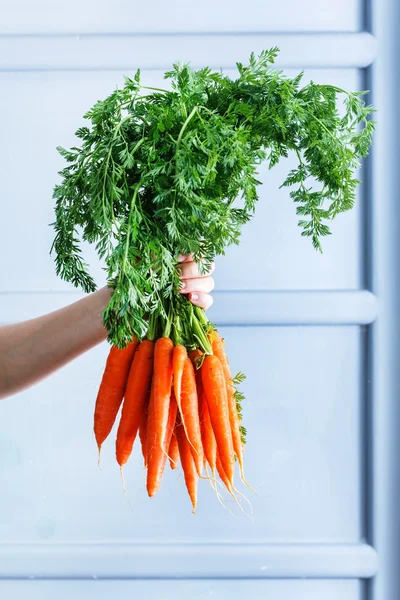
<box><xmin>161</xmin><ymin>445</ymin><xmax>175</xmax><ymax>465</ymax></box>
<box><xmin>231</xmin><ymin>484</ymin><xmax>254</xmax><ymax>520</ymax></box>
<box><xmin>240</xmin><ymin>470</ymin><xmax>258</xmax><ymax>496</ymax></box>
<box><xmin>119</xmin><ymin>466</ymin><xmax>126</xmax><ymax>494</ymax></box>
<box><xmin>97</xmin><ymin>446</ymin><xmax>103</xmax><ymax>470</ymax></box>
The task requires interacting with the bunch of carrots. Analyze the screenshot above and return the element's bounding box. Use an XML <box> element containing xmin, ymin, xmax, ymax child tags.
<box><xmin>93</xmin><ymin>308</ymin><xmax>247</xmax><ymax>513</ymax></box>
<box><xmin>51</xmin><ymin>52</ymin><xmax>374</xmax><ymax>515</ymax></box>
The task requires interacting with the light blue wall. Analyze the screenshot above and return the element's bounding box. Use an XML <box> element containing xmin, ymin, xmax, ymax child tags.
<box><xmin>0</xmin><ymin>1</ymin><xmax>395</xmax><ymax>599</ymax></box>
<box><xmin>370</xmin><ymin>1</ymin><xmax>400</xmax><ymax>599</ymax></box>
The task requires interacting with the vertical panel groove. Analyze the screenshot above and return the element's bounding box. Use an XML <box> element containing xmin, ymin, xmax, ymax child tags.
<box><xmin>370</xmin><ymin>1</ymin><xmax>400</xmax><ymax>600</ymax></box>
<box><xmin>363</xmin><ymin>33</ymin><xmax>375</xmax><ymax>600</ymax></box>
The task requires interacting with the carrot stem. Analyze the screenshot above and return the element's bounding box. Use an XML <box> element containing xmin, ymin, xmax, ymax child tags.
<box><xmin>189</xmin><ymin>303</ymin><xmax>212</xmax><ymax>355</ymax></box>
<box><xmin>147</xmin><ymin>311</ymin><xmax>158</xmax><ymax>342</ymax></box>
<box><xmin>172</xmin><ymin>315</ymin><xmax>184</xmax><ymax>347</ymax></box>
<box><xmin>163</xmin><ymin>300</ymin><xmax>173</xmax><ymax>339</ymax></box>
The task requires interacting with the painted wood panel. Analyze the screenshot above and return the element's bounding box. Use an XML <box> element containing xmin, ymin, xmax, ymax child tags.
<box><xmin>0</xmin><ymin>0</ymin><xmax>361</xmax><ymax>34</ymax></box>
<box><xmin>0</xmin><ymin>580</ymin><xmax>364</xmax><ymax>600</ymax></box>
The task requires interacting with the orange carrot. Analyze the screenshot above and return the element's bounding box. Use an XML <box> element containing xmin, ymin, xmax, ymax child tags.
<box><xmin>116</xmin><ymin>340</ymin><xmax>154</xmax><ymax>466</ymax></box>
<box><xmin>168</xmin><ymin>431</ymin><xmax>179</xmax><ymax>470</ymax></box>
<box><xmin>147</xmin><ymin>388</ymin><xmax>177</xmax><ymax>497</ymax></box>
<box><xmin>167</xmin><ymin>393</ymin><xmax>178</xmax><ymax>445</ymax></box>
<box><xmin>175</xmin><ymin>420</ymin><xmax>198</xmax><ymax>513</ymax></box>
<box><xmin>189</xmin><ymin>349</ymin><xmax>206</xmax><ymax>470</ymax></box>
<box><xmin>200</xmin><ymin>390</ymin><xmax>217</xmax><ymax>476</ymax></box>
<box><xmin>216</xmin><ymin>451</ymin><xmax>233</xmax><ymax>493</ymax></box>
<box><xmin>189</xmin><ymin>349</ymin><xmax>208</xmax><ymax>465</ymax></box>
<box><xmin>153</xmin><ymin>337</ymin><xmax>174</xmax><ymax>447</ymax></box>
<box><xmin>179</xmin><ymin>357</ymin><xmax>204</xmax><ymax>476</ymax></box>
<box><xmin>94</xmin><ymin>338</ymin><xmax>138</xmax><ymax>452</ymax></box>
<box><xmin>188</xmin><ymin>349</ymin><xmax>202</xmax><ymax>363</ymax></box>
<box><xmin>188</xmin><ymin>348</ymin><xmax>204</xmax><ymax>397</ymax></box>
<box><xmin>211</xmin><ymin>332</ymin><xmax>245</xmax><ymax>476</ymax></box>
<box><xmin>172</xmin><ymin>344</ymin><xmax>187</xmax><ymax>409</ymax></box>
<box><xmin>201</xmin><ymin>354</ymin><xmax>235</xmax><ymax>484</ymax></box>
<box><xmin>139</xmin><ymin>397</ymin><xmax>149</xmax><ymax>468</ymax></box>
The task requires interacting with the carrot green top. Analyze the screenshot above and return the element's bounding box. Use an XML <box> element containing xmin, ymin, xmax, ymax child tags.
<box><xmin>51</xmin><ymin>49</ymin><xmax>374</xmax><ymax>348</ymax></box>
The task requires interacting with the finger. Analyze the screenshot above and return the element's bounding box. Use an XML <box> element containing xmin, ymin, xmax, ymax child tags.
<box><xmin>177</xmin><ymin>253</ymin><xmax>193</xmax><ymax>263</ymax></box>
<box><xmin>189</xmin><ymin>292</ymin><xmax>214</xmax><ymax>311</ymax></box>
<box><xmin>178</xmin><ymin>260</ymin><xmax>215</xmax><ymax>279</ymax></box>
<box><xmin>179</xmin><ymin>276</ymin><xmax>215</xmax><ymax>295</ymax></box>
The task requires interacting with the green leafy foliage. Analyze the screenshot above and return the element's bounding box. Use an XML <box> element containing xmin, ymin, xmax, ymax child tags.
<box><xmin>51</xmin><ymin>49</ymin><xmax>375</xmax><ymax>346</ymax></box>
<box><xmin>232</xmin><ymin>371</ymin><xmax>247</xmax><ymax>444</ymax></box>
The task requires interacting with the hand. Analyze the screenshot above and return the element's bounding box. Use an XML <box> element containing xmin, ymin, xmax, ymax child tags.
<box><xmin>177</xmin><ymin>255</ymin><xmax>215</xmax><ymax>311</ymax></box>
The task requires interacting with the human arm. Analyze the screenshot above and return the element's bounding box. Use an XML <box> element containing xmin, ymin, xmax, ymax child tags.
<box><xmin>0</xmin><ymin>256</ymin><xmax>214</xmax><ymax>399</ymax></box>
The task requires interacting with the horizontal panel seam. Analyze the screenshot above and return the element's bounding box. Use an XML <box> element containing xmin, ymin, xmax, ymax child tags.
<box><xmin>0</xmin><ymin>290</ymin><xmax>379</xmax><ymax>325</ymax></box>
<box><xmin>0</xmin><ymin>542</ymin><xmax>378</xmax><ymax>579</ymax></box>
<box><xmin>0</xmin><ymin>32</ymin><xmax>375</xmax><ymax>38</ymax></box>
<box><xmin>0</xmin><ymin>32</ymin><xmax>377</xmax><ymax>70</ymax></box>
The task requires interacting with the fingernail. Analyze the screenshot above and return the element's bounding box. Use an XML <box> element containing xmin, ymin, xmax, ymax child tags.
<box><xmin>190</xmin><ymin>293</ymin><xmax>198</xmax><ymax>301</ymax></box>
<box><xmin>180</xmin><ymin>280</ymin><xmax>187</xmax><ymax>290</ymax></box>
